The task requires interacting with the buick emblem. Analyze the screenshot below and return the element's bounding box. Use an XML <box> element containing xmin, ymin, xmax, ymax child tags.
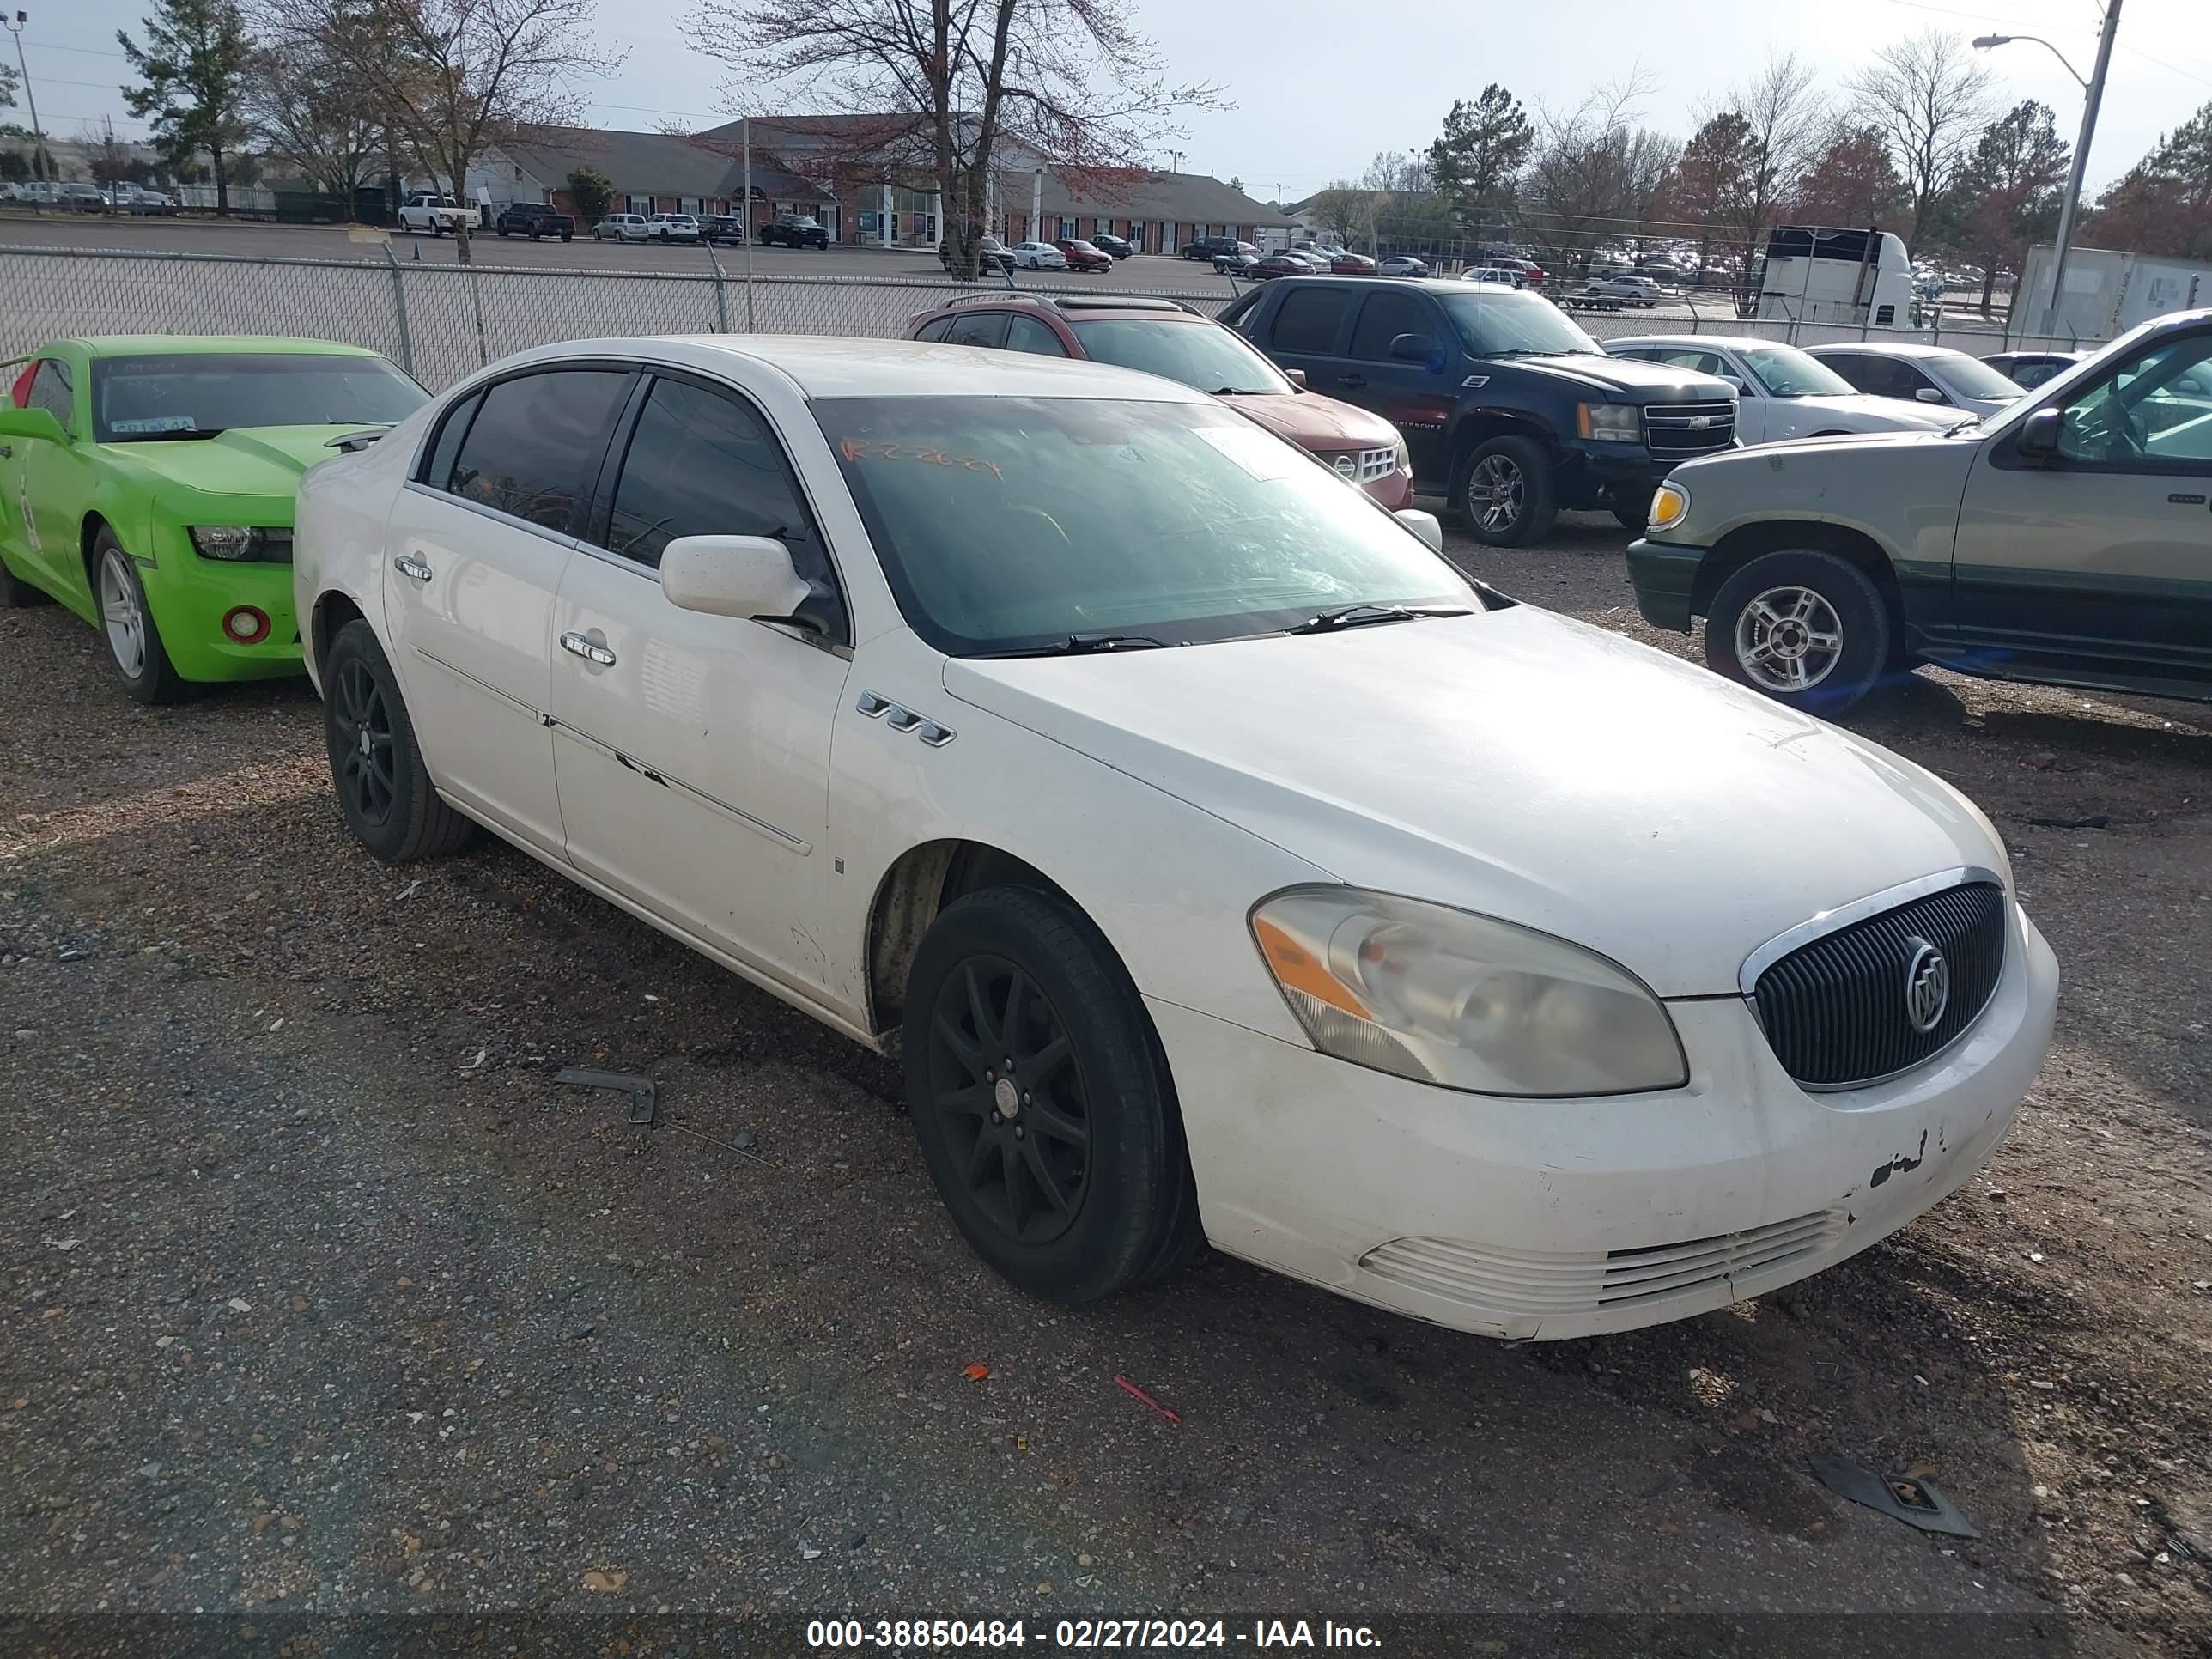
<box><xmin>1903</xmin><ymin>938</ymin><xmax>1949</xmax><ymax>1034</ymax></box>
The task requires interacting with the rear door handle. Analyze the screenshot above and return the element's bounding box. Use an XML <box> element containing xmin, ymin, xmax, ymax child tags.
<box><xmin>1337</xmin><ymin>374</ymin><xmax>1367</xmax><ymax>389</ymax></box>
<box><xmin>559</xmin><ymin>631</ymin><xmax>616</xmax><ymax>667</ymax></box>
<box><xmin>393</xmin><ymin>553</ymin><xmax>434</xmax><ymax>583</ymax></box>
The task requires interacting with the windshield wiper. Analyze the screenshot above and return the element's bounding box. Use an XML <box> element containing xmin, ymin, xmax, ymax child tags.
<box><xmin>1286</xmin><ymin>603</ymin><xmax>1474</xmax><ymax>635</ymax></box>
<box><xmin>982</xmin><ymin>632</ymin><xmax>1174</xmax><ymax>658</ymax></box>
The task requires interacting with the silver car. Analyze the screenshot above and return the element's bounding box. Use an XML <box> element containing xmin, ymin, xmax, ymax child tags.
<box><xmin>1607</xmin><ymin>335</ymin><xmax>1964</xmax><ymax>444</ymax></box>
<box><xmin>1806</xmin><ymin>341</ymin><xmax>2027</xmax><ymax>419</ymax></box>
<box><xmin>1628</xmin><ymin>309</ymin><xmax>2212</xmax><ymax>714</ymax></box>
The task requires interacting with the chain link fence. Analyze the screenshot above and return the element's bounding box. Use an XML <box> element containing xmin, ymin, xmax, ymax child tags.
<box><xmin>0</xmin><ymin>243</ymin><xmax>2095</xmax><ymax>389</ymax></box>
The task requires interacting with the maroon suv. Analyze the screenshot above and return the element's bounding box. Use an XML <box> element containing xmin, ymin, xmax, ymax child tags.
<box><xmin>906</xmin><ymin>295</ymin><xmax>1413</xmax><ymax>508</ymax></box>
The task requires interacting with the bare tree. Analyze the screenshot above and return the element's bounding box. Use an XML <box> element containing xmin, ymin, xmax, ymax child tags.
<box><xmin>271</xmin><ymin>0</ymin><xmax>627</xmax><ymax>259</ymax></box>
<box><xmin>1844</xmin><ymin>27</ymin><xmax>1993</xmax><ymax>248</ymax></box>
<box><xmin>240</xmin><ymin>35</ymin><xmax>383</xmax><ymax>210</ymax></box>
<box><xmin>1723</xmin><ymin>52</ymin><xmax>1823</xmax><ymax>272</ymax></box>
<box><xmin>681</xmin><ymin>0</ymin><xmax>1222</xmax><ymax>276</ymax></box>
<box><xmin>2090</xmin><ymin>100</ymin><xmax>2212</xmax><ymax>262</ymax></box>
<box><xmin>1523</xmin><ymin>74</ymin><xmax>1679</xmax><ymax>275</ymax></box>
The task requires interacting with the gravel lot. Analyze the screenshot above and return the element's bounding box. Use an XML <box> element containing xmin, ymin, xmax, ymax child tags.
<box><xmin>2</xmin><ymin>513</ymin><xmax>2206</xmax><ymax>1656</ymax></box>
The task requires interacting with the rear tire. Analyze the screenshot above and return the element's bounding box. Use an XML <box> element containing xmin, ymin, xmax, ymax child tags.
<box><xmin>1704</xmin><ymin>549</ymin><xmax>1893</xmax><ymax>716</ymax></box>
<box><xmin>1455</xmin><ymin>434</ymin><xmax>1559</xmax><ymax>546</ymax></box>
<box><xmin>322</xmin><ymin>619</ymin><xmax>477</xmax><ymax>862</ymax></box>
<box><xmin>904</xmin><ymin>886</ymin><xmax>1203</xmax><ymax>1305</ymax></box>
<box><xmin>0</xmin><ymin>553</ymin><xmax>52</xmax><ymax>607</ymax></box>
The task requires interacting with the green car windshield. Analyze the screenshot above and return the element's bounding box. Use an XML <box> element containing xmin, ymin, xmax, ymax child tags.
<box><xmin>92</xmin><ymin>353</ymin><xmax>428</xmax><ymax>442</ymax></box>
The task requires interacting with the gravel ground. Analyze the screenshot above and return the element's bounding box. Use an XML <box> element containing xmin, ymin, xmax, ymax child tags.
<box><xmin>2</xmin><ymin>516</ymin><xmax>2206</xmax><ymax>1656</ymax></box>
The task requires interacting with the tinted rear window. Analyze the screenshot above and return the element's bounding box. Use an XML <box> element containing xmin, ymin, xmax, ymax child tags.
<box><xmin>443</xmin><ymin>369</ymin><xmax>630</xmax><ymax>536</ymax></box>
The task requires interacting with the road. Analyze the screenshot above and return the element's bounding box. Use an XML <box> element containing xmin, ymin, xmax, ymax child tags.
<box><xmin>3</xmin><ymin>518</ymin><xmax>2204</xmax><ymax>1656</ymax></box>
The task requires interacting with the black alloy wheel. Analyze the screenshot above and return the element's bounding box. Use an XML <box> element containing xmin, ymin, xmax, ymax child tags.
<box><xmin>321</xmin><ymin>619</ymin><xmax>476</xmax><ymax>862</ymax></box>
<box><xmin>330</xmin><ymin>654</ymin><xmax>397</xmax><ymax>829</ymax></box>
<box><xmin>925</xmin><ymin>953</ymin><xmax>1090</xmax><ymax>1247</ymax></box>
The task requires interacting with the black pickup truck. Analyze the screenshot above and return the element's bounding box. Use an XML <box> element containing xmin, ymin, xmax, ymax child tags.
<box><xmin>1219</xmin><ymin>276</ymin><xmax>1736</xmax><ymax>544</ymax></box>
<box><xmin>494</xmin><ymin>202</ymin><xmax>574</xmax><ymax>241</ymax></box>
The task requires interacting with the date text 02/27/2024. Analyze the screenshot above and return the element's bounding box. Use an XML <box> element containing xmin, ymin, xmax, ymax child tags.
<box><xmin>804</xmin><ymin>1619</ymin><xmax>1382</xmax><ymax>1650</ymax></box>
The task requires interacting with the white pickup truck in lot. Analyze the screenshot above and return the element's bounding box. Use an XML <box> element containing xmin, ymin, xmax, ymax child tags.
<box><xmin>398</xmin><ymin>194</ymin><xmax>481</xmax><ymax>235</ymax></box>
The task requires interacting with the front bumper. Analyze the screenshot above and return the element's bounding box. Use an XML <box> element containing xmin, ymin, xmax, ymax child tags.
<box><xmin>1556</xmin><ymin>444</ymin><xmax>1700</xmax><ymax>508</ymax></box>
<box><xmin>143</xmin><ymin>544</ymin><xmax>304</xmax><ymax>682</ymax></box>
<box><xmin>1626</xmin><ymin>537</ymin><xmax>1710</xmax><ymax>632</ymax></box>
<box><xmin>1156</xmin><ymin>904</ymin><xmax>2057</xmax><ymax>1340</ymax></box>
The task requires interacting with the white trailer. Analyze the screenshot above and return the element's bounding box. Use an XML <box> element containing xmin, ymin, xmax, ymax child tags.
<box><xmin>2015</xmin><ymin>244</ymin><xmax>2212</xmax><ymax>343</ymax></box>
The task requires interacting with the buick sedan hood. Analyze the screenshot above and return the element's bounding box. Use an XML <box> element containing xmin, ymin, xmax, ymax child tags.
<box><xmin>944</xmin><ymin>608</ymin><xmax>2003</xmax><ymax>996</ymax></box>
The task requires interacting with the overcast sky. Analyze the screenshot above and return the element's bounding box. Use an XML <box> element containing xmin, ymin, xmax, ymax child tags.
<box><xmin>20</xmin><ymin>0</ymin><xmax>2211</xmax><ymax>204</ymax></box>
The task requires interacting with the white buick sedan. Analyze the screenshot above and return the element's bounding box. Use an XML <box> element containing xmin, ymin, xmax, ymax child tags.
<box><xmin>294</xmin><ymin>336</ymin><xmax>2058</xmax><ymax>1340</ymax></box>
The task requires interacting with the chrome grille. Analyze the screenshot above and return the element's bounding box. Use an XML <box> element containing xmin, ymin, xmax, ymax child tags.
<box><xmin>1325</xmin><ymin>446</ymin><xmax>1401</xmax><ymax>483</ymax></box>
<box><xmin>1752</xmin><ymin>881</ymin><xmax>2007</xmax><ymax>1089</ymax></box>
<box><xmin>1644</xmin><ymin>399</ymin><xmax>1736</xmax><ymax>456</ymax></box>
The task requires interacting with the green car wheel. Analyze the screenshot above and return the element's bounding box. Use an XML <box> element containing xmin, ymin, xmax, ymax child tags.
<box><xmin>95</xmin><ymin>530</ymin><xmax>191</xmax><ymax>704</ymax></box>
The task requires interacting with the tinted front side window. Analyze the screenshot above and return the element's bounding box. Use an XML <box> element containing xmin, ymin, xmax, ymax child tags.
<box><xmin>944</xmin><ymin>311</ymin><xmax>1011</xmax><ymax>349</ymax></box>
<box><xmin>1271</xmin><ymin>288</ymin><xmax>1352</xmax><ymax>355</ymax></box>
<box><xmin>446</xmin><ymin>369</ymin><xmax>631</xmax><ymax>536</ymax></box>
<box><xmin>1006</xmin><ymin>315</ymin><xmax>1068</xmax><ymax>356</ymax></box>
<box><xmin>605</xmin><ymin>378</ymin><xmax>828</xmax><ymax>582</ymax></box>
<box><xmin>1348</xmin><ymin>291</ymin><xmax>1438</xmax><ymax>361</ymax></box>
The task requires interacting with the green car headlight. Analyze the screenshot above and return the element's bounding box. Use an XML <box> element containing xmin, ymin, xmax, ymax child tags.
<box><xmin>1251</xmin><ymin>887</ymin><xmax>1688</xmax><ymax>1097</ymax></box>
<box><xmin>190</xmin><ymin>526</ymin><xmax>294</xmax><ymax>563</ymax></box>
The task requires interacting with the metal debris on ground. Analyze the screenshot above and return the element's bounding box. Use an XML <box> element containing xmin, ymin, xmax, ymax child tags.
<box><xmin>667</xmin><ymin>1117</ymin><xmax>778</xmax><ymax>1166</ymax></box>
<box><xmin>1809</xmin><ymin>1454</ymin><xmax>1978</xmax><ymax>1538</ymax></box>
<box><xmin>1114</xmin><ymin>1374</ymin><xmax>1182</xmax><ymax>1425</ymax></box>
<box><xmin>555</xmin><ymin>1066</ymin><xmax>659</xmax><ymax>1127</ymax></box>
<box><xmin>2027</xmin><ymin>813</ymin><xmax>2110</xmax><ymax>830</ymax></box>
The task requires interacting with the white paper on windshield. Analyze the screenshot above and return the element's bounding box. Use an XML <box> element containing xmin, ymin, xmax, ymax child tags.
<box><xmin>1196</xmin><ymin>422</ymin><xmax>1302</xmax><ymax>481</ymax></box>
<box><xmin>110</xmin><ymin>416</ymin><xmax>199</xmax><ymax>434</ymax></box>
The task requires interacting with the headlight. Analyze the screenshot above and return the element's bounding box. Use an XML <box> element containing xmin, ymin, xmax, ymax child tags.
<box><xmin>1648</xmin><ymin>480</ymin><xmax>1690</xmax><ymax>531</ymax></box>
<box><xmin>190</xmin><ymin>526</ymin><xmax>293</xmax><ymax>562</ymax></box>
<box><xmin>1249</xmin><ymin>888</ymin><xmax>1687</xmax><ymax>1097</ymax></box>
<box><xmin>1577</xmin><ymin>402</ymin><xmax>1642</xmax><ymax>444</ymax></box>
<box><xmin>1392</xmin><ymin>436</ymin><xmax>1411</xmax><ymax>473</ymax></box>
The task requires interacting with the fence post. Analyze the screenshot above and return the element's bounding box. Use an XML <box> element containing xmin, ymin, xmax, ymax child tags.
<box><xmin>468</xmin><ymin>259</ymin><xmax>490</xmax><ymax>369</ymax></box>
<box><xmin>701</xmin><ymin>238</ymin><xmax>731</xmax><ymax>332</ymax></box>
<box><xmin>381</xmin><ymin>245</ymin><xmax>415</xmax><ymax>379</ymax></box>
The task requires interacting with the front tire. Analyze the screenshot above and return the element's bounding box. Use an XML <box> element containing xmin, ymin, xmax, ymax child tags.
<box><xmin>904</xmin><ymin>886</ymin><xmax>1202</xmax><ymax>1305</ymax></box>
<box><xmin>1455</xmin><ymin>434</ymin><xmax>1558</xmax><ymax>546</ymax></box>
<box><xmin>1704</xmin><ymin>549</ymin><xmax>1893</xmax><ymax>715</ymax></box>
<box><xmin>95</xmin><ymin>532</ymin><xmax>190</xmax><ymax>704</ymax></box>
<box><xmin>322</xmin><ymin>620</ymin><xmax>477</xmax><ymax>862</ymax></box>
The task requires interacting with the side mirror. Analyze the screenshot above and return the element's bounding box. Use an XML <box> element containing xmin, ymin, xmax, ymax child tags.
<box><xmin>660</xmin><ymin>535</ymin><xmax>812</xmax><ymax>622</ymax></box>
<box><xmin>2015</xmin><ymin>406</ymin><xmax>2062</xmax><ymax>460</ymax></box>
<box><xmin>1389</xmin><ymin>332</ymin><xmax>1431</xmax><ymax>362</ymax></box>
<box><xmin>1915</xmin><ymin>386</ymin><xmax>1948</xmax><ymax>404</ymax></box>
<box><xmin>1394</xmin><ymin>508</ymin><xmax>1443</xmax><ymax>553</ymax></box>
<box><xmin>1721</xmin><ymin>375</ymin><xmax>1748</xmax><ymax>394</ymax></box>
<box><xmin>1284</xmin><ymin>368</ymin><xmax>1308</xmax><ymax>389</ymax></box>
<box><xmin>0</xmin><ymin>405</ymin><xmax>69</xmax><ymax>444</ymax></box>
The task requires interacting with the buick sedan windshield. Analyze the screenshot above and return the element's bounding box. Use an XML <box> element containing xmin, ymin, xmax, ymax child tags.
<box><xmin>1930</xmin><ymin>353</ymin><xmax>2027</xmax><ymax>401</ymax></box>
<box><xmin>1739</xmin><ymin>346</ymin><xmax>1856</xmax><ymax>398</ymax></box>
<box><xmin>818</xmin><ymin>397</ymin><xmax>1471</xmax><ymax>656</ymax></box>
<box><xmin>94</xmin><ymin>354</ymin><xmax>428</xmax><ymax>441</ymax></box>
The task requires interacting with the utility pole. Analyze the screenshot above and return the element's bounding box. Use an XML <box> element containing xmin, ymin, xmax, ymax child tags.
<box><xmin>1166</xmin><ymin>149</ymin><xmax>1184</xmax><ymax>174</ymax></box>
<box><xmin>742</xmin><ymin>115</ymin><xmax>756</xmax><ymax>332</ymax></box>
<box><xmin>1976</xmin><ymin>0</ymin><xmax>2122</xmax><ymax>337</ymax></box>
<box><xmin>6</xmin><ymin>10</ymin><xmax>50</xmax><ymax>185</ymax></box>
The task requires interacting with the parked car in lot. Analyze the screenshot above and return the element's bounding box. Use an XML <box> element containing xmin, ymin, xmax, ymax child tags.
<box><xmin>1092</xmin><ymin>233</ymin><xmax>1133</xmax><ymax>259</ymax></box>
<box><xmin>398</xmin><ymin>193</ymin><xmax>478</xmax><ymax>234</ymax></box>
<box><xmin>54</xmin><ymin>182</ymin><xmax>111</xmax><ymax>213</ymax></box>
<box><xmin>759</xmin><ymin>215</ymin><xmax>831</xmax><ymax>249</ymax></box>
<box><xmin>1009</xmin><ymin>240</ymin><xmax>1067</xmax><ymax>270</ymax></box>
<box><xmin>647</xmin><ymin>212</ymin><xmax>702</xmax><ymax>244</ymax></box>
<box><xmin>1181</xmin><ymin>234</ymin><xmax>1243</xmax><ymax>261</ymax></box>
<box><xmin>106</xmin><ymin>185</ymin><xmax>177</xmax><ymax>216</ymax></box>
<box><xmin>1280</xmin><ymin>249</ymin><xmax>1334</xmax><ymax>271</ymax></box>
<box><xmin>939</xmin><ymin>235</ymin><xmax>1017</xmax><ymax>275</ymax></box>
<box><xmin>905</xmin><ymin>294</ymin><xmax>1413</xmax><ymax>507</ymax></box>
<box><xmin>1055</xmin><ymin>238</ymin><xmax>1114</xmax><ymax>272</ymax></box>
<box><xmin>1328</xmin><ymin>252</ymin><xmax>1379</xmax><ymax>275</ymax></box>
<box><xmin>0</xmin><ymin>335</ymin><xmax>426</xmax><ymax>702</ymax></box>
<box><xmin>1377</xmin><ymin>255</ymin><xmax>1431</xmax><ymax>277</ymax></box>
<box><xmin>1805</xmin><ymin>342</ymin><xmax>2026</xmax><ymax>418</ymax></box>
<box><xmin>594</xmin><ymin>213</ymin><xmax>653</xmax><ymax>243</ymax></box>
<box><xmin>1464</xmin><ymin>265</ymin><xmax>1523</xmax><ymax>289</ymax></box>
<box><xmin>1582</xmin><ymin>275</ymin><xmax>1662</xmax><ymax>307</ymax></box>
<box><xmin>1248</xmin><ymin>253</ymin><xmax>1311</xmax><ymax>280</ymax></box>
<box><xmin>1213</xmin><ymin>251</ymin><xmax>1261</xmax><ymax>276</ymax></box>
<box><xmin>1221</xmin><ymin>276</ymin><xmax>1736</xmax><ymax>542</ymax></box>
<box><xmin>1629</xmin><ymin>309</ymin><xmax>2212</xmax><ymax>714</ymax></box>
<box><xmin>1981</xmin><ymin>349</ymin><xmax>2088</xmax><ymax>390</ymax></box>
<box><xmin>292</xmin><ymin>331</ymin><xmax>2056</xmax><ymax>1340</ymax></box>
<box><xmin>701</xmin><ymin>214</ymin><xmax>746</xmax><ymax>246</ymax></box>
<box><xmin>1606</xmin><ymin>335</ymin><xmax>1966</xmax><ymax>444</ymax></box>
<box><xmin>495</xmin><ymin>202</ymin><xmax>574</xmax><ymax>241</ymax></box>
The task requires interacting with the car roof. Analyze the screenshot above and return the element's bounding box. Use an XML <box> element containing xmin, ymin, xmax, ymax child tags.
<box><xmin>1607</xmin><ymin>334</ymin><xmax>1788</xmax><ymax>351</ymax></box>
<box><xmin>1806</xmin><ymin>340</ymin><xmax>1968</xmax><ymax>359</ymax></box>
<box><xmin>498</xmin><ymin>334</ymin><xmax>1216</xmax><ymax>403</ymax></box>
<box><xmin>54</xmin><ymin>335</ymin><xmax>387</xmax><ymax>360</ymax></box>
<box><xmin>921</xmin><ymin>295</ymin><xmax>1201</xmax><ymax>323</ymax></box>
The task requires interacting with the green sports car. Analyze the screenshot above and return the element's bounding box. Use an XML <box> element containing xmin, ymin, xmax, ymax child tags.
<box><xmin>0</xmin><ymin>336</ymin><xmax>428</xmax><ymax>702</ymax></box>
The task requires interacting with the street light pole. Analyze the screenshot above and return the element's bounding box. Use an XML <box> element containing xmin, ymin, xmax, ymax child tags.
<box><xmin>6</xmin><ymin>10</ymin><xmax>50</xmax><ymax>185</ymax></box>
<box><xmin>1975</xmin><ymin>0</ymin><xmax>2123</xmax><ymax>338</ymax></box>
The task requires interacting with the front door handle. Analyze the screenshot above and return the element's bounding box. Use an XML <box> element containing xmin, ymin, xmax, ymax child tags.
<box><xmin>1337</xmin><ymin>374</ymin><xmax>1367</xmax><ymax>389</ymax></box>
<box><xmin>392</xmin><ymin>553</ymin><xmax>434</xmax><ymax>583</ymax></box>
<box><xmin>559</xmin><ymin>630</ymin><xmax>616</xmax><ymax>667</ymax></box>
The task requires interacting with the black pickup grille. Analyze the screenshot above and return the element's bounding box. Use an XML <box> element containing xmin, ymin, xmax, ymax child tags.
<box><xmin>1752</xmin><ymin>881</ymin><xmax>2007</xmax><ymax>1089</ymax></box>
<box><xmin>1645</xmin><ymin>400</ymin><xmax>1737</xmax><ymax>457</ymax></box>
